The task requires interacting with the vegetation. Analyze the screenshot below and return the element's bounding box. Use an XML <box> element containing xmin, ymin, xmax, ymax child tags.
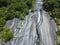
<box><xmin>0</xmin><ymin>0</ymin><xmax>35</xmax><ymax>44</ymax></box>
<box><xmin>56</xmin><ymin>30</ymin><xmax>60</xmax><ymax>45</ymax></box>
<box><xmin>56</xmin><ymin>30</ymin><xmax>60</xmax><ymax>36</ymax></box>
<box><xmin>0</xmin><ymin>0</ymin><xmax>35</xmax><ymax>20</ymax></box>
<box><xmin>0</xmin><ymin>18</ymin><xmax>6</xmax><ymax>31</ymax></box>
<box><xmin>56</xmin><ymin>36</ymin><xmax>58</xmax><ymax>45</ymax></box>
<box><xmin>0</xmin><ymin>28</ymin><xmax>14</xmax><ymax>43</ymax></box>
<box><xmin>43</xmin><ymin>0</ymin><xmax>60</xmax><ymax>25</ymax></box>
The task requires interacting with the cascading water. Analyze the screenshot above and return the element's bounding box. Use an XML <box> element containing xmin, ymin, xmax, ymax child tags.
<box><xmin>2</xmin><ymin>0</ymin><xmax>56</xmax><ymax>45</ymax></box>
<box><xmin>36</xmin><ymin>0</ymin><xmax>56</xmax><ymax>45</ymax></box>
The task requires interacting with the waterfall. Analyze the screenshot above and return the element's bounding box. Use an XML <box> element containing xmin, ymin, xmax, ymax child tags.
<box><xmin>36</xmin><ymin>0</ymin><xmax>56</xmax><ymax>45</ymax></box>
<box><xmin>3</xmin><ymin>0</ymin><xmax>56</xmax><ymax>45</ymax></box>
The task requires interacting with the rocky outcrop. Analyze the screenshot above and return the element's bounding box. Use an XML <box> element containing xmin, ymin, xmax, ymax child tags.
<box><xmin>0</xmin><ymin>0</ymin><xmax>57</xmax><ymax>45</ymax></box>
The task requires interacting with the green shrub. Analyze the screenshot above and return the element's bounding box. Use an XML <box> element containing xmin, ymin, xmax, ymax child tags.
<box><xmin>0</xmin><ymin>28</ymin><xmax>14</xmax><ymax>42</ymax></box>
<box><xmin>57</xmin><ymin>30</ymin><xmax>60</xmax><ymax>36</ymax></box>
<box><xmin>23</xmin><ymin>8</ymin><xmax>29</xmax><ymax>15</ymax></box>
<box><xmin>26</xmin><ymin>0</ymin><xmax>32</xmax><ymax>9</ymax></box>
<box><xmin>5</xmin><ymin>11</ymin><xmax>15</xmax><ymax>20</ymax></box>
<box><xmin>31</xmin><ymin>8</ymin><xmax>34</xmax><ymax>12</ymax></box>
<box><xmin>0</xmin><ymin>0</ymin><xmax>8</xmax><ymax>7</ymax></box>
<box><xmin>15</xmin><ymin>11</ymin><xmax>21</xmax><ymax>18</ymax></box>
<box><xmin>0</xmin><ymin>18</ymin><xmax>6</xmax><ymax>27</ymax></box>
<box><xmin>0</xmin><ymin>8</ymin><xmax>6</xmax><ymax>17</ymax></box>
<box><xmin>20</xmin><ymin>14</ymin><xmax>25</xmax><ymax>20</ymax></box>
<box><xmin>0</xmin><ymin>27</ymin><xmax>4</xmax><ymax>31</ymax></box>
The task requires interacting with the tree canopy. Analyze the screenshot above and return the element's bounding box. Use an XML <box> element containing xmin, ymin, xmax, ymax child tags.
<box><xmin>43</xmin><ymin>0</ymin><xmax>60</xmax><ymax>25</ymax></box>
<box><xmin>0</xmin><ymin>28</ymin><xmax>14</xmax><ymax>42</ymax></box>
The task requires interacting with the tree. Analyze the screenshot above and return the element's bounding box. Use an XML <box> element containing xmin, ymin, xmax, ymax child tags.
<box><xmin>23</xmin><ymin>8</ymin><xmax>29</xmax><ymax>15</ymax></box>
<box><xmin>19</xmin><ymin>13</ymin><xmax>25</xmax><ymax>20</ymax></box>
<box><xmin>26</xmin><ymin>0</ymin><xmax>32</xmax><ymax>9</ymax></box>
<box><xmin>0</xmin><ymin>27</ymin><xmax>4</xmax><ymax>31</ymax></box>
<box><xmin>15</xmin><ymin>11</ymin><xmax>21</xmax><ymax>18</ymax></box>
<box><xmin>0</xmin><ymin>18</ymin><xmax>6</xmax><ymax>27</ymax></box>
<box><xmin>0</xmin><ymin>0</ymin><xmax>8</xmax><ymax>7</ymax></box>
<box><xmin>0</xmin><ymin>28</ymin><xmax>14</xmax><ymax>42</ymax></box>
<box><xmin>5</xmin><ymin>10</ymin><xmax>15</xmax><ymax>20</ymax></box>
<box><xmin>57</xmin><ymin>30</ymin><xmax>60</xmax><ymax>36</ymax></box>
<box><xmin>43</xmin><ymin>0</ymin><xmax>60</xmax><ymax>26</ymax></box>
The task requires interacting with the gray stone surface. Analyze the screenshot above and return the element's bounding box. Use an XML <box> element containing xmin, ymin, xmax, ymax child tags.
<box><xmin>0</xmin><ymin>0</ymin><xmax>57</xmax><ymax>45</ymax></box>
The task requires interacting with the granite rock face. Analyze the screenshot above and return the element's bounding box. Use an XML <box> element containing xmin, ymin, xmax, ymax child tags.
<box><xmin>3</xmin><ymin>10</ymin><xmax>56</xmax><ymax>45</ymax></box>
<box><xmin>0</xmin><ymin>0</ymin><xmax>57</xmax><ymax>45</ymax></box>
<box><xmin>4</xmin><ymin>13</ymin><xmax>38</xmax><ymax>45</ymax></box>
